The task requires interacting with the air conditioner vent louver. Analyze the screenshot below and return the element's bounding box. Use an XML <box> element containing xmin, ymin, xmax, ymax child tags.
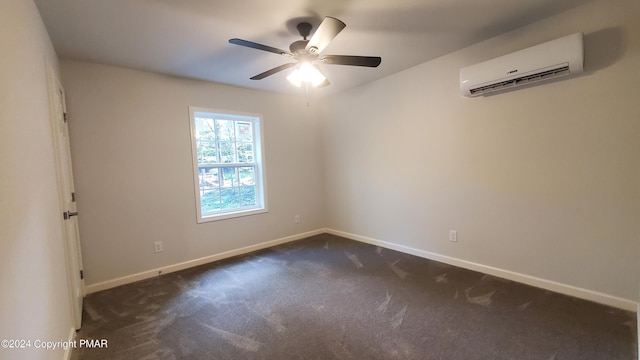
<box><xmin>469</xmin><ymin>65</ymin><xmax>570</xmax><ymax>96</ymax></box>
<box><xmin>460</xmin><ymin>33</ymin><xmax>583</xmax><ymax>97</ymax></box>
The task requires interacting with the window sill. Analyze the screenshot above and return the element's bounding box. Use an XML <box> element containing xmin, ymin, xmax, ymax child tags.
<box><xmin>197</xmin><ymin>208</ymin><xmax>268</xmax><ymax>223</ymax></box>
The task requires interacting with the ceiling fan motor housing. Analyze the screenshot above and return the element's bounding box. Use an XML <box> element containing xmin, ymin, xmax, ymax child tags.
<box><xmin>290</xmin><ymin>22</ymin><xmax>313</xmax><ymax>54</ymax></box>
<box><xmin>297</xmin><ymin>22</ymin><xmax>312</xmax><ymax>39</ymax></box>
<box><xmin>289</xmin><ymin>40</ymin><xmax>309</xmax><ymax>54</ymax></box>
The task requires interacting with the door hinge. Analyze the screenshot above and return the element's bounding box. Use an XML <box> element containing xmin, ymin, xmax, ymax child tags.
<box><xmin>80</xmin><ymin>270</ymin><xmax>84</xmax><ymax>280</ymax></box>
<box><xmin>63</xmin><ymin>211</ymin><xmax>79</xmax><ymax>220</ymax></box>
<box><xmin>63</xmin><ymin>112</ymin><xmax>68</xmax><ymax>123</ymax></box>
<box><xmin>71</xmin><ymin>192</ymin><xmax>76</xmax><ymax>202</ymax></box>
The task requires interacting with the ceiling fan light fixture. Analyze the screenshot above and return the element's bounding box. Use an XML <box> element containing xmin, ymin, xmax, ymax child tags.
<box><xmin>229</xmin><ymin>17</ymin><xmax>380</xmax><ymax>90</ymax></box>
<box><xmin>287</xmin><ymin>62</ymin><xmax>326</xmax><ymax>88</ymax></box>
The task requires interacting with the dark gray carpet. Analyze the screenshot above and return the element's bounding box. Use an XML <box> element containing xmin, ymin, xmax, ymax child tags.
<box><xmin>72</xmin><ymin>234</ymin><xmax>637</xmax><ymax>359</ymax></box>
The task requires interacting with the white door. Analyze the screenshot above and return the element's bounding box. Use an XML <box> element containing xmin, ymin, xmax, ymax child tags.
<box><xmin>47</xmin><ymin>65</ymin><xmax>84</xmax><ymax>330</ymax></box>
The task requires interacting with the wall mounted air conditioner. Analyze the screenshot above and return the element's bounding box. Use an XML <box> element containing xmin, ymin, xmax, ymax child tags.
<box><xmin>460</xmin><ymin>33</ymin><xmax>584</xmax><ymax>97</ymax></box>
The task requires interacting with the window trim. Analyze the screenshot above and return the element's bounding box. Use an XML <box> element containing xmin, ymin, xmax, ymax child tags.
<box><xmin>188</xmin><ymin>106</ymin><xmax>268</xmax><ymax>223</ymax></box>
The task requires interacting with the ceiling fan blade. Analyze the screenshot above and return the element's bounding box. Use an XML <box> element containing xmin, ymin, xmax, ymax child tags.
<box><xmin>229</xmin><ymin>38</ymin><xmax>292</xmax><ymax>56</ymax></box>
<box><xmin>321</xmin><ymin>55</ymin><xmax>382</xmax><ymax>67</ymax></box>
<box><xmin>250</xmin><ymin>63</ymin><xmax>297</xmax><ymax>80</ymax></box>
<box><xmin>305</xmin><ymin>17</ymin><xmax>346</xmax><ymax>54</ymax></box>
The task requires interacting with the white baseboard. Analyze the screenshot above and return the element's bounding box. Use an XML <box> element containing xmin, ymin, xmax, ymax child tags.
<box><xmin>85</xmin><ymin>229</ymin><xmax>326</xmax><ymax>294</ymax></box>
<box><xmin>326</xmin><ymin>228</ymin><xmax>638</xmax><ymax>312</ymax></box>
<box><xmin>85</xmin><ymin>227</ymin><xmax>637</xmax><ymax>313</ymax></box>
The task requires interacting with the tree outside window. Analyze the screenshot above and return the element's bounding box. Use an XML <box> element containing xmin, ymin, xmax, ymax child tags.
<box><xmin>189</xmin><ymin>107</ymin><xmax>267</xmax><ymax>222</ymax></box>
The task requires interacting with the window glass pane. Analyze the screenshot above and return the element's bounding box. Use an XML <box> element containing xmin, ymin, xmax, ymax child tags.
<box><xmin>195</xmin><ymin>117</ymin><xmax>218</xmax><ymax>164</ymax></box>
<box><xmin>221</xmin><ymin>166</ymin><xmax>238</xmax><ymax>188</ymax></box>
<box><xmin>236</xmin><ymin>121</ymin><xmax>253</xmax><ymax>142</ymax></box>
<box><xmin>240</xmin><ymin>185</ymin><xmax>257</xmax><ymax>206</ymax></box>
<box><xmin>216</xmin><ymin>119</ymin><xmax>235</xmax><ymax>141</ymax></box>
<box><xmin>219</xmin><ymin>141</ymin><xmax>236</xmax><ymax>163</ymax></box>
<box><xmin>190</xmin><ymin>107</ymin><xmax>265</xmax><ymax>221</ymax></box>
<box><xmin>199</xmin><ymin>167</ymin><xmax>219</xmax><ymax>189</ymax></box>
<box><xmin>237</xmin><ymin>142</ymin><xmax>254</xmax><ymax>163</ymax></box>
<box><xmin>197</xmin><ymin>140</ymin><xmax>218</xmax><ymax>164</ymax></box>
<box><xmin>220</xmin><ymin>187</ymin><xmax>240</xmax><ymax>209</ymax></box>
<box><xmin>195</xmin><ymin>117</ymin><xmax>216</xmax><ymax>140</ymax></box>
<box><xmin>239</xmin><ymin>166</ymin><xmax>255</xmax><ymax>186</ymax></box>
<box><xmin>201</xmin><ymin>189</ymin><xmax>221</xmax><ymax>212</ymax></box>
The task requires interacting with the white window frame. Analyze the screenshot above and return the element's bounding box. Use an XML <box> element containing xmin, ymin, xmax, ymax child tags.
<box><xmin>188</xmin><ymin>106</ymin><xmax>268</xmax><ymax>223</ymax></box>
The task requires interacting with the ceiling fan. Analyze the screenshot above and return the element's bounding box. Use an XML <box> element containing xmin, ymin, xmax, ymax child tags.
<box><xmin>229</xmin><ymin>17</ymin><xmax>382</xmax><ymax>88</ymax></box>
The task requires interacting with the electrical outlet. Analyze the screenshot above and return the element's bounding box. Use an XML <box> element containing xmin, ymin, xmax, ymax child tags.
<box><xmin>294</xmin><ymin>215</ymin><xmax>301</xmax><ymax>224</ymax></box>
<box><xmin>449</xmin><ymin>230</ymin><xmax>458</xmax><ymax>242</ymax></box>
<box><xmin>154</xmin><ymin>241</ymin><xmax>164</xmax><ymax>253</ymax></box>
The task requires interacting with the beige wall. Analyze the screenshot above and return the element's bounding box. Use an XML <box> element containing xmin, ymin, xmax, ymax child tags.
<box><xmin>1</xmin><ymin>0</ymin><xmax>636</xmax><ymax>356</ymax></box>
<box><xmin>321</xmin><ymin>0</ymin><xmax>640</xmax><ymax>303</ymax></box>
<box><xmin>60</xmin><ymin>61</ymin><xmax>326</xmax><ymax>286</ymax></box>
<box><xmin>56</xmin><ymin>0</ymin><xmax>637</xmax><ymax>308</ymax></box>
<box><xmin>0</xmin><ymin>1</ymin><xmax>75</xmax><ymax>359</ymax></box>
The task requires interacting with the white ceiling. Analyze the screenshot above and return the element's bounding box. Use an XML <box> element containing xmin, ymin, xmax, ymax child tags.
<box><xmin>35</xmin><ymin>0</ymin><xmax>593</xmax><ymax>96</ymax></box>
